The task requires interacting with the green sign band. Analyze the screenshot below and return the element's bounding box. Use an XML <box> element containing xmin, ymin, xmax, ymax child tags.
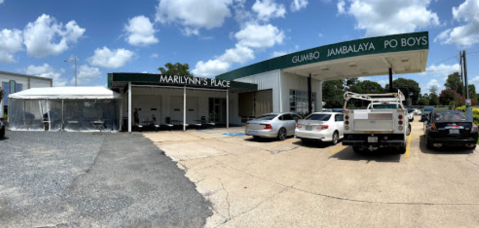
<box><xmin>216</xmin><ymin>31</ymin><xmax>429</xmax><ymax>81</ymax></box>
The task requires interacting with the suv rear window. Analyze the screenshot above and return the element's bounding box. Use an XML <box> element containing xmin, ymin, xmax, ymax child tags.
<box><xmin>305</xmin><ymin>114</ymin><xmax>331</xmax><ymax>121</ymax></box>
<box><xmin>372</xmin><ymin>104</ymin><xmax>398</xmax><ymax>109</ymax></box>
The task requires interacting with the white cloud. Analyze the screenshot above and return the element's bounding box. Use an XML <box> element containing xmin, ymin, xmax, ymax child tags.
<box><xmin>192</xmin><ymin>44</ymin><xmax>254</xmax><ymax>77</ymax></box>
<box><xmin>235</xmin><ymin>23</ymin><xmax>284</xmax><ymax>48</ymax></box>
<box><xmin>0</xmin><ymin>28</ymin><xmax>23</xmax><ymax>63</ymax></box>
<box><xmin>425</xmin><ymin>63</ymin><xmax>460</xmax><ymax>79</ymax></box>
<box><xmin>0</xmin><ymin>0</ymin><xmax>4</xmax><ymax>5</ymax></box>
<box><xmin>252</xmin><ymin>0</ymin><xmax>286</xmax><ymax>21</ymax></box>
<box><xmin>271</xmin><ymin>51</ymin><xmax>287</xmax><ymax>57</ymax></box>
<box><xmin>434</xmin><ymin>0</ymin><xmax>479</xmax><ymax>47</ymax></box>
<box><xmin>470</xmin><ymin>76</ymin><xmax>479</xmax><ymax>89</ymax></box>
<box><xmin>426</xmin><ymin>79</ymin><xmax>443</xmax><ymax>92</ymax></box>
<box><xmin>291</xmin><ymin>0</ymin><xmax>308</xmax><ymax>12</ymax></box>
<box><xmin>155</xmin><ymin>0</ymin><xmax>233</xmax><ymax>35</ymax></box>
<box><xmin>150</xmin><ymin>53</ymin><xmax>158</xmax><ymax>58</ymax></box>
<box><xmin>124</xmin><ymin>15</ymin><xmax>158</xmax><ymax>46</ymax></box>
<box><xmin>25</xmin><ymin>63</ymin><xmax>67</xmax><ymax>86</ymax></box>
<box><xmin>318</xmin><ymin>33</ymin><xmax>323</xmax><ymax>38</ymax></box>
<box><xmin>23</xmin><ymin>14</ymin><xmax>85</xmax><ymax>57</ymax></box>
<box><xmin>71</xmin><ymin>65</ymin><xmax>101</xmax><ymax>85</ymax></box>
<box><xmin>337</xmin><ymin>0</ymin><xmax>439</xmax><ymax>37</ymax></box>
<box><xmin>88</xmin><ymin>47</ymin><xmax>134</xmax><ymax>69</ymax></box>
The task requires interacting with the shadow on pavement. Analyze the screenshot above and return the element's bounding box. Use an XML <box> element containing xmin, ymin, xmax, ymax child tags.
<box><xmin>0</xmin><ymin>136</ymin><xmax>10</xmax><ymax>141</ymax></box>
<box><xmin>329</xmin><ymin>146</ymin><xmax>401</xmax><ymax>163</ymax></box>
<box><xmin>243</xmin><ymin>136</ymin><xmax>294</xmax><ymax>143</ymax></box>
<box><xmin>418</xmin><ymin>134</ymin><xmax>475</xmax><ymax>155</ymax></box>
<box><xmin>292</xmin><ymin>140</ymin><xmax>336</xmax><ymax>149</ymax></box>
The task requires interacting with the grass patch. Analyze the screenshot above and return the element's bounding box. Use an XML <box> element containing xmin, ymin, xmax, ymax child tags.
<box><xmin>434</xmin><ymin>106</ymin><xmax>450</xmax><ymax>111</ymax></box>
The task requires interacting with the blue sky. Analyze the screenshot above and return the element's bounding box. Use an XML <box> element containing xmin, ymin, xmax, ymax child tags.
<box><xmin>0</xmin><ymin>0</ymin><xmax>478</xmax><ymax>95</ymax></box>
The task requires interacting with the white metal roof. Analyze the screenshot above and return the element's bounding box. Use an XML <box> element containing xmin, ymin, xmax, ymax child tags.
<box><xmin>8</xmin><ymin>87</ymin><xmax>121</xmax><ymax>99</ymax></box>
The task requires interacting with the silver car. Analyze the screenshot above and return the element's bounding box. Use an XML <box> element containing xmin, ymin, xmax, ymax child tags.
<box><xmin>245</xmin><ymin>112</ymin><xmax>302</xmax><ymax>141</ymax></box>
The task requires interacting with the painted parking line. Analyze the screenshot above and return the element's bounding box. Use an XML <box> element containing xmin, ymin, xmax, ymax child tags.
<box><xmin>330</xmin><ymin>145</ymin><xmax>346</xmax><ymax>154</ymax></box>
<box><xmin>272</xmin><ymin>138</ymin><xmax>299</xmax><ymax>145</ymax></box>
<box><xmin>405</xmin><ymin>132</ymin><xmax>413</xmax><ymax>158</ymax></box>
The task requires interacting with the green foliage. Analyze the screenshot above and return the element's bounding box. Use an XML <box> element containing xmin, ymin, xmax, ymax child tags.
<box><xmin>323</xmin><ymin>79</ymin><xmax>345</xmax><ymax>108</ymax></box>
<box><xmin>429</xmin><ymin>93</ymin><xmax>439</xmax><ymax>105</ymax></box>
<box><xmin>349</xmin><ymin>80</ymin><xmax>384</xmax><ymax>94</ymax></box>
<box><xmin>439</xmin><ymin>89</ymin><xmax>464</xmax><ymax>106</ymax></box>
<box><xmin>444</xmin><ymin>72</ymin><xmax>463</xmax><ymax>95</ymax></box>
<box><xmin>385</xmin><ymin>78</ymin><xmax>421</xmax><ymax>104</ymax></box>
<box><xmin>158</xmin><ymin>62</ymin><xmax>194</xmax><ymax>77</ymax></box>
<box><xmin>417</xmin><ymin>97</ymin><xmax>429</xmax><ymax>105</ymax></box>
<box><xmin>456</xmin><ymin>106</ymin><xmax>479</xmax><ymax>126</ymax></box>
<box><xmin>468</xmin><ymin>84</ymin><xmax>477</xmax><ymax>101</ymax></box>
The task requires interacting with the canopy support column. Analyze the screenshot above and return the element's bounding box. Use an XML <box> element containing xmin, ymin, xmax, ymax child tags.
<box><xmin>308</xmin><ymin>73</ymin><xmax>312</xmax><ymax>114</ymax></box>
<box><xmin>61</xmin><ymin>99</ymin><xmax>64</xmax><ymax>131</ymax></box>
<box><xmin>389</xmin><ymin>68</ymin><xmax>393</xmax><ymax>92</ymax></box>
<box><xmin>226</xmin><ymin>89</ymin><xmax>229</xmax><ymax>129</ymax></box>
<box><xmin>128</xmin><ymin>82</ymin><xmax>132</xmax><ymax>133</ymax></box>
<box><xmin>318</xmin><ymin>81</ymin><xmax>323</xmax><ymax>112</ymax></box>
<box><xmin>183</xmin><ymin>86</ymin><xmax>186</xmax><ymax>132</ymax></box>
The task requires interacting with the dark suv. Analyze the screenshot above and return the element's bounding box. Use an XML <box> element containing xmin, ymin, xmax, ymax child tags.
<box><xmin>421</xmin><ymin>106</ymin><xmax>435</xmax><ymax>122</ymax></box>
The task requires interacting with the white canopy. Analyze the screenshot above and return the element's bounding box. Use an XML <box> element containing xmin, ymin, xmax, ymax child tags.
<box><xmin>9</xmin><ymin>87</ymin><xmax>121</xmax><ymax>99</ymax></box>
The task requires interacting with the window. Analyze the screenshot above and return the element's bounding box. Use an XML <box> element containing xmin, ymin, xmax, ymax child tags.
<box><xmin>254</xmin><ymin>114</ymin><xmax>277</xmax><ymax>120</ymax></box>
<box><xmin>305</xmin><ymin>114</ymin><xmax>331</xmax><ymax>121</ymax></box>
<box><xmin>2</xmin><ymin>82</ymin><xmax>8</xmax><ymax>105</ymax></box>
<box><xmin>289</xmin><ymin>90</ymin><xmax>316</xmax><ymax>116</ymax></box>
<box><xmin>281</xmin><ymin>114</ymin><xmax>293</xmax><ymax>121</ymax></box>
<box><xmin>292</xmin><ymin>114</ymin><xmax>301</xmax><ymax>121</ymax></box>
<box><xmin>335</xmin><ymin>115</ymin><xmax>343</xmax><ymax>122</ymax></box>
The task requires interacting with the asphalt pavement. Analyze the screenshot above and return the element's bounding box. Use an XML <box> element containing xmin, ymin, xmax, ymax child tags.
<box><xmin>0</xmin><ymin>131</ymin><xmax>211</xmax><ymax>228</ymax></box>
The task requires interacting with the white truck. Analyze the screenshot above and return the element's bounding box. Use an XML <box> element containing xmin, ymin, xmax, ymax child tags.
<box><xmin>342</xmin><ymin>90</ymin><xmax>411</xmax><ymax>154</ymax></box>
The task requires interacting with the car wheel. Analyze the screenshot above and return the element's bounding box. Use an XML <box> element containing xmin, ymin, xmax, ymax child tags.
<box><xmin>0</xmin><ymin>127</ymin><xmax>4</xmax><ymax>138</ymax></box>
<box><xmin>332</xmin><ymin>131</ymin><xmax>339</xmax><ymax>145</ymax></box>
<box><xmin>277</xmin><ymin>128</ymin><xmax>287</xmax><ymax>141</ymax></box>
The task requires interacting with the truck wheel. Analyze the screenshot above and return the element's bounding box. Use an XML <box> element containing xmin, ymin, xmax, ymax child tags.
<box><xmin>0</xmin><ymin>127</ymin><xmax>4</xmax><ymax>138</ymax></box>
<box><xmin>407</xmin><ymin>124</ymin><xmax>411</xmax><ymax>136</ymax></box>
<box><xmin>332</xmin><ymin>131</ymin><xmax>339</xmax><ymax>145</ymax></box>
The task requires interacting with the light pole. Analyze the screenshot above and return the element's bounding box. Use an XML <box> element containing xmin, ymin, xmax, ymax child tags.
<box><xmin>64</xmin><ymin>57</ymin><xmax>77</xmax><ymax>86</ymax></box>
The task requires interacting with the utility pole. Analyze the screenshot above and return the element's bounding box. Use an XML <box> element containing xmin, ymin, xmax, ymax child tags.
<box><xmin>464</xmin><ymin>50</ymin><xmax>469</xmax><ymax>103</ymax></box>
<box><xmin>460</xmin><ymin>51</ymin><xmax>465</xmax><ymax>98</ymax></box>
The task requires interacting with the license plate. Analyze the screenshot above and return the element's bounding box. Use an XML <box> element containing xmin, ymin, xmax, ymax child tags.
<box><xmin>449</xmin><ymin>129</ymin><xmax>460</xmax><ymax>134</ymax></box>
<box><xmin>368</xmin><ymin>137</ymin><xmax>378</xmax><ymax>143</ymax></box>
<box><xmin>306</xmin><ymin>126</ymin><xmax>312</xmax><ymax>131</ymax></box>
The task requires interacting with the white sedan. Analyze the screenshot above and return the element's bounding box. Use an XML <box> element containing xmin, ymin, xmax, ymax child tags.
<box><xmin>295</xmin><ymin>112</ymin><xmax>344</xmax><ymax>145</ymax></box>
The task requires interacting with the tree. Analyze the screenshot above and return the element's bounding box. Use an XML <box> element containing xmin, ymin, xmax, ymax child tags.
<box><xmin>429</xmin><ymin>93</ymin><xmax>439</xmax><ymax>105</ymax></box>
<box><xmin>158</xmin><ymin>62</ymin><xmax>194</xmax><ymax>77</ymax></box>
<box><xmin>418</xmin><ymin>97</ymin><xmax>429</xmax><ymax>105</ymax></box>
<box><xmin>322</xmin><ymin>79</ymin><xmax>345</xmax><ymax>108</ymax></box>
<box><xmin>468</xmin><ymin>84</ymin><xmax>478</xmax><ymax>102</ymax></box>
<box><xmin>349</xmin><ymin>80</ymin><xmax>384</xmax><ymax>94</ymax></box>
<box><xmin>429</xmin><ymin>85</ymin><xmax>439</xmax><ymax>95</ymax></box>
<box><xmin>385</xmin><ymin>78</ymin><xmax>421</xmax><ymax>104</ymax></box>
<box><xmin>444</xmin><ymin>72</ymin><xmax>463</xmax><ymax>96</ymax></box>
<box><xmin>439</xmin><ymin>89</ymin><xmax>464</xmax><ymax>106</ymax></box>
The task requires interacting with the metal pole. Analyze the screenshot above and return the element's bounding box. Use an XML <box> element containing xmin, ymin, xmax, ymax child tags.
<box><xmin>464</xmin><ymin>50</ymin><xmax>469</xmax><ymax>106</ymax></box>
<box><xmin>389</xmin><ymin>68</ymin><xmax>393</xmax><ymax>92</ymax></box>
<box><xmin>61</xmin><ymin>99</ymin><xmax>64</xmax><ymax>130</ymax></box>
<box><xmin>74</xmin><ymin>57</ymin><xmax>77</xmax><ymax>87</ymax></box>
<box><xmin>318</xmin><ymin>81</ymin><xmax>323</xmax><ymax>112</ymax></box>
<box><xmin>308</xmin><ymin>73</ymin><xmax>312</xmax><ymax>115</ymax></box>
<box><xmin>460</xmin><ymin>51</ymin><xmax>465</xmax><ymax>97</ymax></box>
<box><xmin>226</xmin><ymin>89</ymin><xmax>229</xmax><ymax>129</ymax></box>
<box><xmin>128</xmin><ymin>82</ymin><xmax>131</xmax><ymax>133</ymax></box>
<box><xmin>183</xmin><ymin>86</ymin><xmax>186</xmax><ymax>131</ymax></box>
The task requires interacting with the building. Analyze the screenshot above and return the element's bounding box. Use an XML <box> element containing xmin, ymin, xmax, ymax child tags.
<box><xmin>111</xmin><ymin>31</ymin><xmax>429</xmax><ymax>133</ymax></box>
<box><xmin>1</xmin><ymin>71</ymin><xmax>53</xmax><ymax>116</ymax></box>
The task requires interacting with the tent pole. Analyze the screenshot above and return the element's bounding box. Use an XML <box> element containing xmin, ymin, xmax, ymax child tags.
<box><xmin>226</xmin><ymin>89</ymin><xmax>229</xmax><ymax>129</ymax></box>
<box><xmin>61</xmin><ymin>99</ymin><xmax>64</xmax><ymax>131</ymax></box>
<box><xmin>183</xmin><ymin>86</ymin><xmax>186</xmax><ymax>132</ymax></box>
<box><xmin>128</xmin><ymin>82</ymin><xmax>132</xmax><ymax>133</ymax></box>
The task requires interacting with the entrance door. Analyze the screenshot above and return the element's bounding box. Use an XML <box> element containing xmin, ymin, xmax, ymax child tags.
<box><xmin>209</xmin><ymin>98</ymin><xmax>226</xmax><ymax>125</ymax></box>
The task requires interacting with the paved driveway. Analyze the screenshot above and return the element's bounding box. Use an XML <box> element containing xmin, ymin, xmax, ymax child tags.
<box><xmin>0</xmin><ymin>132</ymin><xmax>211</xmax><ymax>228</ymax></box>
<box><xmin>145</xmin><ymin>120</ymin><xmax>479</xmax><ymax>228</ymax></box>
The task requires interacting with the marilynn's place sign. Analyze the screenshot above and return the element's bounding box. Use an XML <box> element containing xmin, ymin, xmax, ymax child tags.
<box><xmin>159</xmin><ymin>75</ymin><xmax>230</xmax><ymax>87</ymax></box>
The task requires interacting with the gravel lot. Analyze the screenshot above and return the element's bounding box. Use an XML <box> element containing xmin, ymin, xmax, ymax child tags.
<box><xmin>0</xmin><ymin>131</ymin><xmax>211</xmax><ymax>228</ymax></box>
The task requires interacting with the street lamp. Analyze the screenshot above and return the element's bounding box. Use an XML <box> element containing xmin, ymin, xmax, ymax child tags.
<box><xmin>64</xmin><ymin>57</ymin><xmax>77</xmax><ymax>87</ymax></box>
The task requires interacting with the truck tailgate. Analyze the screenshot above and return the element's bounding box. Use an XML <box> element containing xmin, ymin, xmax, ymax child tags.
<box><xmin>353</xmin><ymin>112</ymin><xmax>394</xmax><ymax>132</ymax></box>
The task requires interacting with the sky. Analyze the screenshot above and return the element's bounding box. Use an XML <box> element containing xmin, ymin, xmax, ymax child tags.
<box><xmin>0</xmin><ymin>0</ymin><xmax>479</xmax><ymax>95</ymax></box>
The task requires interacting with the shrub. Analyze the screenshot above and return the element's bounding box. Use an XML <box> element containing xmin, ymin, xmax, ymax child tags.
<box><xmin>456</xmin><ymin>106</ymin><xmax>479</xmax><ymax>126</ymax></box>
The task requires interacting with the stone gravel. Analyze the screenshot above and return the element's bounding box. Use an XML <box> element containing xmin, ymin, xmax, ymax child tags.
<box><xmin>0</xmin><ymin>131</ymin><xmax>211</xmax><ymax>228</ymax></box>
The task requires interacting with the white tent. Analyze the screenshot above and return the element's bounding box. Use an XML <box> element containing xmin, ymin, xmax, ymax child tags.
<box><xmin>8</xmin><ymin>87</ymin><xmax>122</xmax><ymax>132</ymax></box>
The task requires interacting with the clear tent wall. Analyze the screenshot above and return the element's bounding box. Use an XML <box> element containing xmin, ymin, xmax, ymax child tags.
<box><xmin>9</xmin><ymin>99</ymin><xmax>121</xmax><ymax>132</ymax></box>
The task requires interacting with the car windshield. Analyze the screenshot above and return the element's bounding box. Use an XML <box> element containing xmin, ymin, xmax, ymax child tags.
<box><xmin>305</xmin><ymin>114</ymin><xmax>331</xmax><ymax>121</ymax></box>
<box><xmin>424</xmin><ymin>108</ymin><xmax>434</xmax><ymax>111</ymax></box>
<box><xmin>372</xmin><ymin>104</ymin><xmax>397</xmax><ymax>109</ymax></box>
<box><xmin>434</xmin><ymin>111</ymin><xmax>468</xmax><ymax>122</ymax></box>
<box><xmin>408</xmin><ymin>108</ymin><xmax>414</xmax><ymax>113</ymax></box>
<box><xmin>254</xmin><ymin>115</ymin><xmax>277</xmax><ymax>120</ymax></box>
<box><xmin>332</xmin><ymin>109</ymin><xmax>343</xmax><ymax>113</ymax></box>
